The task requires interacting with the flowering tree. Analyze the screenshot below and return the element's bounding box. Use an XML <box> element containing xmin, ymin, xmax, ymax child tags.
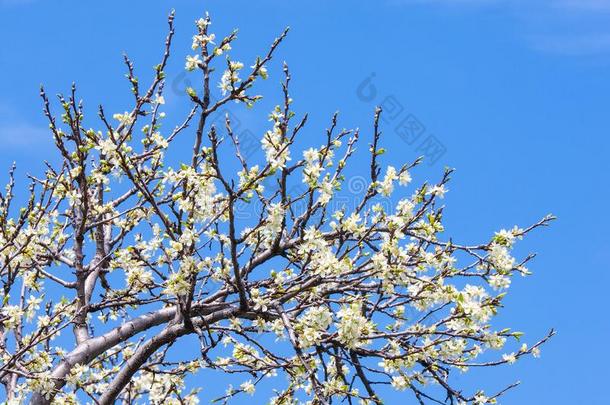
<box><xmin>0</xmin><ymin>11</ymin><xmax>554</xmax><ymax>405</ymax></box>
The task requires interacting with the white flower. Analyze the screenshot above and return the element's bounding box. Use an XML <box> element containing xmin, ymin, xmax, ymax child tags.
<box><xmin>427</xmin><ymin>184</ymin><xmax>447</xmax><ymax>198</ymax></box>
<box><xmin>488</xmin><ymin>243</ymin><xmax>515</xmax><ymax>273</ymax></box>
<box><xmin>336</xmin><ymin>301</ymin><xmax>374</xmax><ymax>349</ymax></box>
<box><xmin>240</xmin><ymin>380</ymin><xmax>255</xmax><ymax>395</ymax></box>
<box><xmin>493</xmin><ymin>226</ymin><xmax>523</xmax><ymax>247</ymax></box>
<box><xmin>318</xmin><ymin>180</ymin><xmax>334</xmax><ymax>205</ymax></box>
<box><xmin>303</xmin><ymin>147</ymin><xmax>318</xmax><ymax>163</ymax></box>
<box><xmin>1</xmin><ymin>305</ymin><xmax>23</xmax><ymax>329</ymax></box>
<box><xmin>96</xmin><ymin>138</ymin><xmax>117</xmax><ymax>156</ymax></box>
<box><xmin>151</xmin><ymin>132</ymin><xmax>169</xmax><ymax>149</ymax></box>
<box><xmin>154</xmin><ymin>94</ymin><xmax>165</xmax><ymax>105</ymax></box>
<box><xmin>532</xmin><ymin>347</ymin><xmax>541</xmax><ymax>358</ymax></box>
<box><xmin>252</xmin><ymin>63</ymin><xmax>269</xmax><ymax>79</ymax></box>
<box><xmin>378</xmin><ymin>166</ymin><xmax>398</xmax><ymax>196</ymax></box>
<box><xmin>218</xmin><ymin>61</ymin><xmax>244</xmax><ymax>95</ymax></box>
<box><xmin>298</xmin><ymin>306</ymin><xmax>333</xmax><ymax>347</ymax></box>
<box><xmin>473</xmin><ymin>393</ymin><xmax>490</xmax><ymax>404</ymax></box>
<box><xmin>396</xmin><ymin>198</ymin><xmax>414</xmax><ymax>218</ymax></box>
<box><xmin>164</xmin><ymin>262</ymin><xmax>194</xmax><ymax>297</ymax></box>
<box><xmin>488</xmin><ymin>274</ymin><xmax>511</xmax><ymax>290</ymax></box>
<box><xmin>25</xmin><ymin>295</ymin><xmax>42</xmax><ymax>321</ymax></box>
<box><xmin>196</xmin><ymin>17</ymin><xmax>210</xmax><ymax>30</ymax></box>
<box><xmin>260</xmin><ymin>203</ymin><xmax>284</xmax><ymax>248</ymax></box>
<box><xmin>214</xmin><ymin>42</ymin><xmax>232</xmax><ymax>56</ymax></box>
<box><xmin>391</xmin><ymin>375</ymin><xmax>410</xmax><ymax>391</ymax></box>
<box><xmin>399</xmin><ymin>170</ymin><xmax>412</xmax><ymax>186</ymax></box>
<box><xmin>192</xmin><ymin>33</ymin><xmax>215</xmax><ymax>50</ymax></box>
<box><xmin>113</xmin><ymin>111</ymin><xmax>133</xmax><ymax>126</ymax></box>
<box><xmin>502</xmin><ymin>352</ymin><xmax>517</xmax><ymax>364</ymax></box>
<box><xmin>261</xmin><ymin>120</ymin><xmax>291</xmax><ymax>169</ymax></box>
<box><xmin>302</xmin><ymin>150</ymin><xmax>323</xmax><ymax>186</ymax></box>
<box><xmin>341</xmin><ymin>212</ymin><xmax>364</xmax><ymax>236</ymax></box>
<box><xmin>185</xmin><ymin>54</ymin><xmax>201</xmax><ymax>71</ymax></box>
<box><xmin>250</xmin><ymin>288</ymin><xmax>271</xmax><ymax>312</ymax></box>
<box><xmin>27</xmin><ymin>373</ymin><xmax>55</xmax><ymax>400</ymax></box>
<box><xmin>125</xmin><ymin>266</ymin><xmax>153</xmax><ymax>292</ymax></box>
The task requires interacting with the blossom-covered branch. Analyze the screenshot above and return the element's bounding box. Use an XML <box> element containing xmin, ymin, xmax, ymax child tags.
<box><xmin>0</xmin><ymin>11</ymin><xmax>554</xmax><ymax>405</ymax></box>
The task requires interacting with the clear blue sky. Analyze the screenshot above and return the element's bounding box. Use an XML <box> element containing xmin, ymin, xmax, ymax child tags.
<box><xmin>1</xmin><ymin>0</ymin><xmax>608</xmax><ymax>403</ymax></box>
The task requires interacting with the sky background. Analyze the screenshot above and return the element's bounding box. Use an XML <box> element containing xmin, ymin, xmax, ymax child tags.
<box><xmin>1</xmin><ymin>0</ymin><xmax>609</xmax><ymax>403</ymax></box>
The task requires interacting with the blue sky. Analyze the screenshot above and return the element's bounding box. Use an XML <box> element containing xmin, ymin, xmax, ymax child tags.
<box><xmin>1</xmin><ymin>0</ymin><xmax>609</xmax><ymax>403</ymax></box>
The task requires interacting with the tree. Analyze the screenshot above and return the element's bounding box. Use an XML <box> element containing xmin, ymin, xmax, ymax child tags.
<box><xmin>0</xmin><ymin>11</ymin><xmax>554</xmax><ymax>405</ymax></box>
